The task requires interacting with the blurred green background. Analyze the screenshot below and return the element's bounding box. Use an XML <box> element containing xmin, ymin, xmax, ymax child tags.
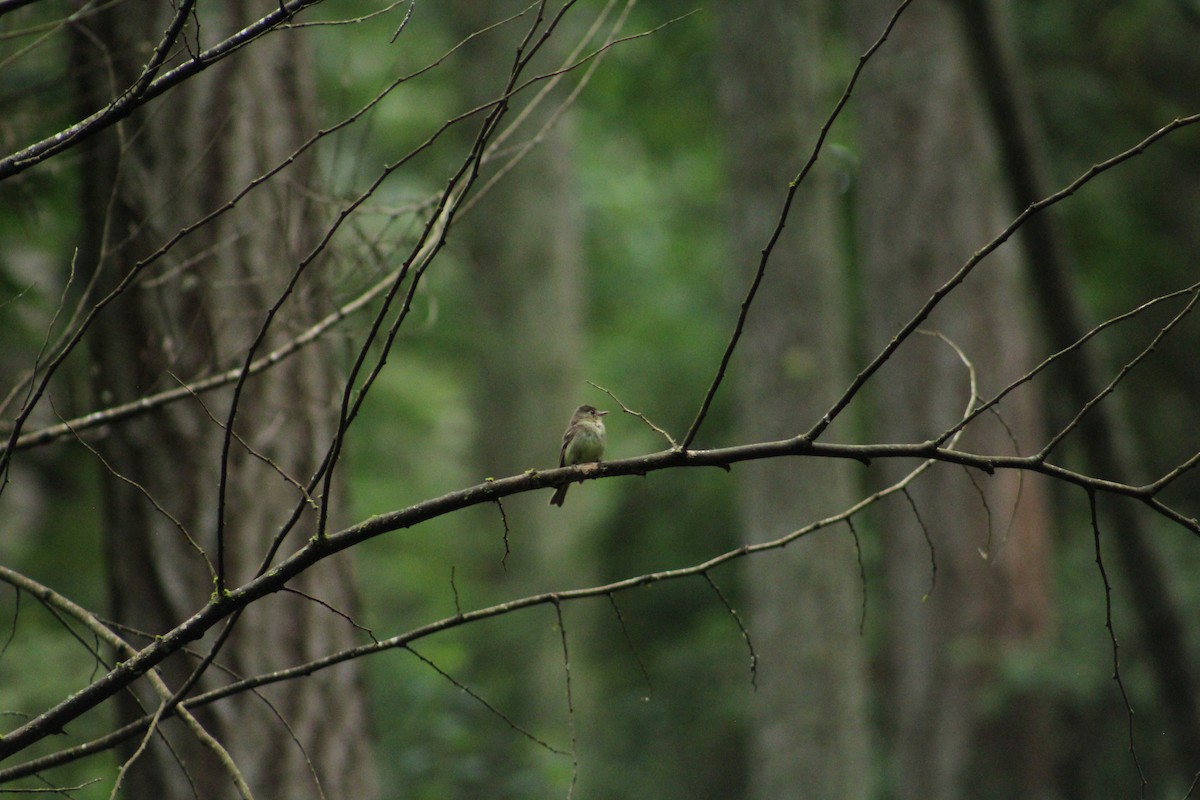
<box><xmin>1</xmin><ymin>1</ymin><xmax>1199</xmax><ymax>798</ymax></box>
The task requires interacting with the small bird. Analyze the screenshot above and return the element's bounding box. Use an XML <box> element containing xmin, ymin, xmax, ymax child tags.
<box><xmin>549</xmin><ymin>404</ymin><xmax>608</xmax><ymax>507</ymax></box>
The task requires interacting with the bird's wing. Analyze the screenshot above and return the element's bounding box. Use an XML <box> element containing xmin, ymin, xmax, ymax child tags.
<box><xmin>558</xmin><ymin>430</ymin><xmax>570</xmax><ymax>467</ymax></box>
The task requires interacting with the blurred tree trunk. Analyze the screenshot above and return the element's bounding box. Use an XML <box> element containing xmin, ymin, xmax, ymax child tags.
<box><xmin>462</xmin><ymin>110</ymin><xmax>590</xmax><ymax>744</ymax></box>
<box><xmin>851</xmin><ymin>2</ymin><xmax>1054</xmax><ymax>798</ymax></box>
<box><xmin>74</xmin><ymin>5</ymin><xmax>375</xmax><ymax>799</ymax></box>
<box><xmin>449</xmin><ymin>4</ymin><xmax>591</xmax><ymax>792</ymax></box>
<box><xmin>958</xmin><ymin>0</ymin><xmax>1200</xmax><ymax>768</ymax></box>
<box><xmin>717</xmin><ymin>1</ymin><xmax>872</xmax><ymax>796</ymax></box>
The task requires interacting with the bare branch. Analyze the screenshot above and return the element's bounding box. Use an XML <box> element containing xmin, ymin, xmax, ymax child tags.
<box><xmin>1088</xmin><ymin>491</ymin><xmax>1148</xmax><ymax>797</ymax></box>
<box><xmin>933</xmin><ymin>284</ymin><xmax>1200</xmax><ymax>448</ymax></box>
<box><xmin>0</xmin><ymin>0</ymin><xmax>324</xmax><ymax>180</ymax></box>
<box><xmin>552</xmin><ymin>600</ymin><xmax>580</xmax><ymax>799</ymax></box>
<box><xmin>59</xmin><ymin>403</ymin><xmax>216</xmax><ymax>581</ymax></box>
<box><xmin>588</xmin><ymin>380</ymin><xmax>677</xmax><ymax>448</ymax></box>
<box><xmin>3</xmin><ymin>399</ymin><xmax>1194</xmax><ymax>779</ymax></box>
<box><xmin>683</xmin><ymin>0</ymin><xmax>916</xmax><ymax>448</ymax></box>
<box><xmin>405</xmin><ymin>644</ymin><xmax>569</xmax><ymax>756</ymax></box>
<box><xmin>606</xmin><ymin>593</ymin><xmax>653</xmax><ymax>700</ymax></box>
<box><xmin>1037</xmin><ymin>286</ymin><xmax>1200</xmax><ymax>461</ymax></box>
<box><xmin>808</xmin><ymin>113</ymin><xmax>1200</xmax><ymax>443</ymax></box>
<box><xmin>702</xmin><ymin>571</ymin><xmax>758</xmax><ymax>689</ymax></box>
<box><xmin>0</xmin><ymin>15</ymin><xmax>493</xmax><ymax>489</ymax></box>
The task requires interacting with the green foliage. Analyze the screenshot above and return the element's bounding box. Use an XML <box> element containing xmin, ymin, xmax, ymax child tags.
<box><xmin>337</xmin><ymin>0</ymin><xmax>1200</xmax><ymax>795</ymax></box>
<box><xmin>2</xmin><ymin>0</ymin><xmax>1198</xmax><ymax>796</ymax></box>
<box><xmin>333</xmin><ymin>3</ymin><xmax>751</xmax><ymax>796</ymax></box>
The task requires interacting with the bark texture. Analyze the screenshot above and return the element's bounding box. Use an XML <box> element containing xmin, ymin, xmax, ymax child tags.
<box><xmin>718</xmin><ymin>1</ymin><xmax>872</xmax><ymax>796</ymax></box>
<box><xmin>852</xmin><ymin>2</ymin><xmax>1055</xmax><ymax>797</ymax></box>
<box><xmin>75</xmin><ymin>5</ymin><xmax>375</xmax><ymax>797</ymax></box>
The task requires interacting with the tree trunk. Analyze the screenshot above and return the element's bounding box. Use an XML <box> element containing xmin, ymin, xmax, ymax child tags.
<box><xmin>852</xmin><ymin>2</ymin><xmax>1055</xmax><ymax>798</ymax></box>
<box><xmin>717</xmin><ymin>1</ymin><xmax>872</xmax><ymax>796</ymax></box>
<box><xmin>74</xmin><ymin>5</ymin><xmax>375</xmax><ymax>798</ymax></box>
<box><xmin>958</xmin><ymin>0</ymin><xmax>1200</xmax><ymax>768</ymax></box>
<box><xmin>449</xmin><ymin>3</ymin><xmax>592</xmax><ymax>793</ymax></box>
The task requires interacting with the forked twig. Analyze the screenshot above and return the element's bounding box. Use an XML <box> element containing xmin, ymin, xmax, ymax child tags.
<box><xmin>809</xmin><ymin>113</ymin><xmax>1200</xmax><ymax>443</ymax></box>
<box><xmin>588</xmin><ymin>381</ymin><xmax>676</xmax><ymax>448</ymax></box>
<box><xmin>683</xmin><ymin>0</ymin><xmax>916</xmax><ymax>448</ymax></box>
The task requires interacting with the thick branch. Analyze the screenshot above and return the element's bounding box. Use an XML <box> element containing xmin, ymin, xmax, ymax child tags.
<box><xmin>1</xmin><ymin>433</ymin><xmax>1195</xmax><ymax>761</ymax></box>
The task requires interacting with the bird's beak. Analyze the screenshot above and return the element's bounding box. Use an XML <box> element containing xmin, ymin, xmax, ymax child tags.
<box><xmin>598</xmin><ymin>410</ymin><xmax>609</xmax><ymax>416</ymax></box>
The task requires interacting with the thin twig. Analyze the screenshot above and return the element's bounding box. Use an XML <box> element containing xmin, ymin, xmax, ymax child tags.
<box><xmin>900</xmin><ymin>488</ymin><xmax>936</xmax><ymax>601</ymax></box>
<box><xmin>1088</xmin><ymin>491</ymin><xmax>1148</xmax><ymax>798</ymax></box>
<box><xmin>53</xmin><ymin>400</ymin><xmax>215</xmax><ymax>580</ymax></box>
<box><xmin>495</xmin><ymin>496</ymin><xmax>512</xmax><ymax>571</ymax></box>
<box><xmin>702</xmin><ymin>571</ymin><xmax>757</xmax><ymax>689</ymax></box>
<box><xmin>450</xmin><ymin>567</ymin><xmax>463</xmax><ymax>618</ymax></box>
<box><xmin>808</xmin><ymin>113</ymin><xmax>1200</xmax><ymax>443</ymax></box>
<box><xmin>588</xmin><ymin>381</ymin><xmax>676</xmax><ymax>448</ymax></box>
<box><xmin>405</xmin><ymin>645</ymin><xmax>568</xmax><ymax>756</ymax></box>
<box><xmin>0</xmin><ymin>7</ymin><xmax>524</xmax><ymax>486</ymax></box>
<box><xmin>166</xmin><ymin>371</ymin><xmax>319</xmax><ymax>511</ymax></box>
<box><xmin>934</xmin><ymin>283</ymin><xmax>1200</xmax><ymax>448</ymax></box>
<box><xmin>281</xmin><ymin>588</ymin><xmax>378</xmax><ymax>645</ymax></box>
<box><xmin>0</xmin><ymin>0</ymin><xmax>326</xmax><ymax>180</ymax></box>
<box><xmin>683</xmin><ymin>0</ymin><xmax>916</xmax><ymax>448</ymax></box>
<box><xmin>606</xmin><ymin>593</ymin><xmax>652</xmax><ymax>699</ymax></box>
<box><xmin>1037</xmin><ymin>286</ymin><xmax>1200</xmax><ymax>461</ymax></box>
<box><xmin>845</xmin><ymin>517</ymin><xmax>868</xmax><ymax>636</ymax></box>
<box><xmin>552</xmin><ymin>600</ymin><xmax>579</xmax><ymax>799</ymax></box>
